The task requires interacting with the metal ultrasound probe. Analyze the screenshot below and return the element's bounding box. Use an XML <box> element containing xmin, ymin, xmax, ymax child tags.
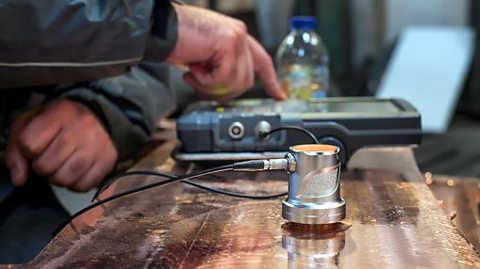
<box><xmin>235</xmin><ymin>144</ymin><xmax>345</xmax><ymax>224</ymax></box>
<box><xmin>283</xmin><ymin>144</ymin><xmax>345</xmax><ymax>224</ymax></box>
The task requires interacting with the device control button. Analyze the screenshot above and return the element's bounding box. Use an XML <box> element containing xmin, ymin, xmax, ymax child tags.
<box><xmin>255</xmin><ymin>121</ymin><xmax>272</xmax><ymax>139</ymax></box>
<box><xmin>228</xmin><ymin>121</ymin><xmax>245</xmax><ymax>139</ymax></box>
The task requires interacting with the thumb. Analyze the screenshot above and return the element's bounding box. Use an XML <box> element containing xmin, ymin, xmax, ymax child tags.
<box><xmin>5</xmin><ymin>110</ymin><xmax>37</xmax><ymax>187</ymax></box>
<box><xmin>6</xmin><ymin>143</ymin><xmax>29</xmax><ymax>187</ymax></box>
<box><xmin>188</xmin><ymin>63</ymin><xmax>216</xmax><ymax>88</ymax></box>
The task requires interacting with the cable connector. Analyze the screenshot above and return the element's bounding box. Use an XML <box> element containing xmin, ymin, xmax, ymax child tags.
<box><xmin>233</xmin><ymin>158</ymin><xmax>295</xmax><ymax>172</ymax></box>
<box><xmin>233</xmin><ymin>160</ymin><xmax>267</xmax><ymax>171</ymax></box>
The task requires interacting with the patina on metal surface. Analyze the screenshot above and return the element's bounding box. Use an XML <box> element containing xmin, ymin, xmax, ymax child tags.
<box><xmin>2</xmin><ymin>139</ymin><xmax>480</xmax><ymax>268</ymax></box>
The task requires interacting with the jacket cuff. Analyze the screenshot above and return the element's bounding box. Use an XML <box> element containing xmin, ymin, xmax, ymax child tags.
<box><xmin>145</xmin><ymin>0</ymin><xmax>179</xmax><ymax>61</ymax></box>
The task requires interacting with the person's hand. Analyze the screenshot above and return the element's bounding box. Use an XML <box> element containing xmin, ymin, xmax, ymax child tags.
<box><xmin>169</xmin><ymin>4</ymin><xmax>286</xmax><ymax>102</ymax></box>
<box><xmin>5</xmin><ymin>100</ymin><xmax>118</xmax><ymax>192</ymax></box>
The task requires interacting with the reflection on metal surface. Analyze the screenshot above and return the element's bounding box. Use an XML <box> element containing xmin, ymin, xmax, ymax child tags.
<box><xmin>282</xmin><ymin>222</ymin><xmax>350</xmax><ymax>268</ymax></box>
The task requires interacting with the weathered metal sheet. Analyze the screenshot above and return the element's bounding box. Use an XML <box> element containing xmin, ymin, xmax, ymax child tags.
<box><xmin>3</xmin><ymin>142</ymin><xmax>479</xmax><ymax>268</ymax></box>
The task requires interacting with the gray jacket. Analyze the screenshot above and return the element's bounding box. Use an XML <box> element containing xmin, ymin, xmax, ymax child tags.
<box><xmin>0</xmin><ymin>0</ymin><xmax>178</xmax><ymax>162</ymax></box>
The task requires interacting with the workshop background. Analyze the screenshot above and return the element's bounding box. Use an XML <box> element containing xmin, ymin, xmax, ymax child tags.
<box><xmin>174</xmin><ymin>0</ymin><xmax>480</xmax><ymax>178</ymax></box>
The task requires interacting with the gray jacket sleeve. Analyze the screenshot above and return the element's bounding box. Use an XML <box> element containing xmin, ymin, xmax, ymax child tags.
<box><xmin>0</xmin><ymin>0</ymin><xmax>177</xmax><ymax>88</ymax></box>
<box><xmin>0</xmin><ymin>0</ymin><xmax>179</xmax><ymax>161</ymax></box>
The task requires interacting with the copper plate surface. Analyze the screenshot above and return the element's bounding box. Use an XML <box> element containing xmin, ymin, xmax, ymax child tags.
<box><xmin>1</xmin><ymin>140</ymin><xmax>479</xmax><ymax>268</ymax></box>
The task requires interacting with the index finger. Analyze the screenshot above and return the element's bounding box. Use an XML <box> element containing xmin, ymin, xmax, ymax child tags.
<box><xmin>247</xmin><ymin>36</ymin><xmax>286</xmax><ymax>100</ymax></box>
<box><xmin>19</xmin><ymin>105</ymin><xmax>64</xmax><ymax>158</ymax></box>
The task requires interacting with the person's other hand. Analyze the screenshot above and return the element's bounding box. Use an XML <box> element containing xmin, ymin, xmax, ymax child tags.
<box><xmin>6</xmin><ymin>100</ymin><xmax>118</xmax><ymax>192</ymax></box>
<box><xmin>169</xmin><ymin>4</ymin><xmax>286</xmax><ymax>102</ymax></box>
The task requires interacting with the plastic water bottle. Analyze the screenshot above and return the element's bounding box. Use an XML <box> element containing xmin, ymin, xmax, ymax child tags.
<box><xmin>276</xmin><ymin>17</ymin><xmax>330</xmax><ymax>99</ymax></box>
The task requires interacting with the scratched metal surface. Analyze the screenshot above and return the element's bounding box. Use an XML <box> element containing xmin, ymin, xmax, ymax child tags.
<box><xmin>427</xmin><ymin>175</ymin><xmax>480</xmax><ymax>251</ymax></box>
<box><xmin>3</xmin><ymin>142</ymin><xmax>480</xmax><ymax>268</ymax></box>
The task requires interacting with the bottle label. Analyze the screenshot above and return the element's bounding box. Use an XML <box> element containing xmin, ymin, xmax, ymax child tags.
<box><xmin>285</xmin><ymin>64</ymin><xmax>310</xmax><ymax>99</ymax></box>
<box><xmin>284</xmin><ymin>64</ymin><xmax>329</xmax><ymax>99</ymax></box>
<box><xmin>312</xmin><ymin>66</ymin><xmax>329</xmax><ymax>98</ymax></box>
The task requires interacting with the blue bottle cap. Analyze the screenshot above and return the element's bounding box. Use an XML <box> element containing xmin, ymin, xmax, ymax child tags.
<box><xmin>290</xmin><ymin>16</ymin><xmax>317</xmax><ymax>30</ymax></box>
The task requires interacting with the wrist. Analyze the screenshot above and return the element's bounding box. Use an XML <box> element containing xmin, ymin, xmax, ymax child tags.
<box><xmin>57</xmin><ymin>97</ymin><xmax>112</xmax><ymax>136</ymax></box>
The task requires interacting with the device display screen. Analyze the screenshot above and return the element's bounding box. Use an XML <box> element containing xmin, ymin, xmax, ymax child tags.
<box><xmin>318</xmin><ymin>101</ymin><xmax>401</xmax><ymax>113</ymax></box>
<box><xmin>211</xmin><ymin>99</ymin><xmax>403</xmax><ymax>115</ymax></box>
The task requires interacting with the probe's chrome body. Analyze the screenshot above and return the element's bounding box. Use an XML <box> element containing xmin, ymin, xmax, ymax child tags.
<box><xmin>282</xmin><ymin>145</ymin><xmax>346</xmax><ymax>224</ymax></box>
<box><xmin>233</xmin><ymin>144</ymin><xmax>346</xmax><ymax>224</ymax></box>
